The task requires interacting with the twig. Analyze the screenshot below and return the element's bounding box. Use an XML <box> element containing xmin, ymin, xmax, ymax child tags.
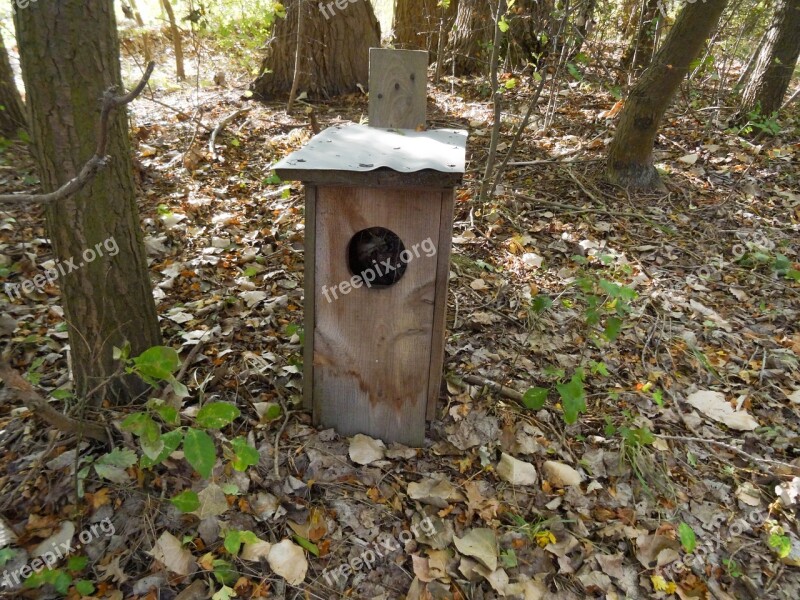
<box><xmin>462</xmin><ymin>374</ymin><xmax>525</xmax><ymax>405</ymax></box>
<box><xmin>657</xmin><ymin>434</ymin><xmax>800</xmax><ymax>474</ymax></box>
<box><xmin>513</xmin><ymin>192</ymin><xmax>650</xmax><ymax>219</ymax></box>
<box><xmin>488</xmin><ymin>69</ymin><xmax>548</xmax><ymax>197</ymax></box>
<box><xmin>208</xmin><ymin>108</ymin><xmax>251</xmax><ymax>161</ymax></box>
<box><xmin>0</xmin><ymin>62</ymin><xmax>156</xmax><ymax>206</ymax></box>
<box><xmin>175</xmin><ymin>336</ymin><xmax>208</xmax><ymax>384</ymax></box>
<box><xmin>273</xmin><ymin>400</ymin><xmax>293</xmax><ymax>479</ymax></box>
<box><xmin>0</xmin><ymin>361</ymin><xmax>109</xmax><ymax>444</ymax></box>
<box><xmin>144</xmin><ymin>96</ymin><xmax>213</xmax><ymax>131</ymax></box>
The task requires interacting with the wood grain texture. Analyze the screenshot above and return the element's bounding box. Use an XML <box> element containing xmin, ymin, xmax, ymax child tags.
<box><xmin>313</xmin><ymin>186</ymin><xmax>442</xmax><ymax>446</ymax></box>
<box><xmin>426</xmin><ymin>191</ymin><xmax>455</xmax><ymax>419</ymax></box>
<box><xmin>303</xmin><ymin>186</ymin><xmax>317</xmax><ymax>412</ymax></box>
<box><xmin>369</xmin><ymin>48</ymin><xmax>428</xmax><ymax>129</ymax></box>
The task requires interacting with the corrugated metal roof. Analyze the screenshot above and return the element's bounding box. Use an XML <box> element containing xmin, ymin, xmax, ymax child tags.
<box><xmin>272</xmin><ymin>124</ymin><xmax>467</xmax><ymax>174</ymax></box>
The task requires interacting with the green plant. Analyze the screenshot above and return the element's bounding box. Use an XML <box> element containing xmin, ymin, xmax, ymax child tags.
<box><xmin>23</xmin><ymin>556</ymin><xmax>94</xmax><ymax>596</ymax></box>
<box><xmin>734</xmin><ymin>106</ymin><xmax>781</xmax><ymax>136</ymax></box>
<box><xmin>223</xmin><ymin>529</ymin><xmax>261</xmax><ymax>556</ymax></box>
<box><xmin>95</xmin><ymin>346</ymin><xmax>260</xmax><ymax>510</ymax></box>
<box><xmin>722</xmin><ymin>557</ymin><xmax>743</xmax><ymax>578</ymax></box>
<box><xmin>521</xmin><ymin>368</ymin><xmax>586</xmax><ymax>424</ymax></box>
<box><xmin>767</xmin><ymin>526</ymin><xmax>792</xmax><ymax>559</ymax></box>
<box><xmin>506</xmin><ymin>513</ymin><xmax>569</xmax><ymax>547</ymax></box>
<box><xmin>200</xmin><ymin>0</ymin><xmax>286</xmax><ymax>72</ymax></box>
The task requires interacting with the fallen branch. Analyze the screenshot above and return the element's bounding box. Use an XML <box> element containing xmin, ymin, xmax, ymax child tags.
<box><xmin>0</xmin><ymin>61</ymin><xmax>156</xmax><ymax>206</ymax></box>
<box><xmin>658</xmin><ymin>434</ymin><xmax>800</xmax><ymax>474</ymax></box>
<box><xmin>0</xmin><ymin>361</ymin><xmax>109</xmax><ymax>444</ymax></box>
<box><xmin>513</xmin><ymin>192</ymin><xmax>651</xmax><ymax>220</ymax></box>
<box><xmin>208</xmin><ymin>108</ymin><xmax>251</xmax><ymax>161</ymax></box>
<box><xmin>462</xmin><ymin>374</ymin><xmax>525</xmax><ymax>405</ymax></box>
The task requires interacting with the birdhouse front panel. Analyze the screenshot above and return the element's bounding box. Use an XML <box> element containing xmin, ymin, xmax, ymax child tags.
<box><xmin>311</xmin><ymin>186</ymin><xmax>447</xmax><ymax>446</ymax></box>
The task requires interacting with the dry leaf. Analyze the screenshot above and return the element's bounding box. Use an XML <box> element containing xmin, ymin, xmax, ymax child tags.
<box><xmin>496</xmin><ymin>453</ymin><xmax>538</xmax><ymax>486</ymax></box>
<box><xmin>149</xmin><ymin>531</ymin><xmax>195</xmax><ymax>575</ymax></box>
<box><xmin>453</xmin><ymin>528</ymin><xmax>498</xmax><ymax>571</ymax></box>
<box><xmin>686</xmin><ymin>390</ymin><xmax>758</xmax><ymax>430</ymax></box>
<box><xmin>542</xmin><ymin>461</ymin><xmax>583</xmax><ymax>487</ymax></box>
<box><xmin>348</xmin><ymin>434</ymin><xmax>386</xmax><ymax>465</ymax></box>
<box><xmin>267</xmin><ymin>539</ymin><xmax>308</xmax><ymax>585</ymax></box>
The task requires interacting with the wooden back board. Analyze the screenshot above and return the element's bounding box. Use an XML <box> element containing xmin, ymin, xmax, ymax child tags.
<box><xmin>368</xmin><ymin>48</ymin><xmax>428</xmax><ymax>129</ymax></box>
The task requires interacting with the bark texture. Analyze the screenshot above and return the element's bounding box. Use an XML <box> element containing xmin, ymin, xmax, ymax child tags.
<box><xmin>444</xmin><ymin>0</ymin><xmax>493</xmax><ymax>75</ymax></box>
<box><xmin>504</xmin><ymin>0</ymin><xmax>555</xmax><ymax>69</ymax></box>
<box><xmin>607</xmin><ymin>0</ymin><xmax>729</xmax><ymax>189</ymax></box>
<box><xmin>740</xmin><ymin>0</ymin><xmax>800</xmax><ymax>116</ymax></box>
<box><xmin>253</xmin><ymin>0</ymin><xmax>380</xmax><ymax>99</ymax></box>
<box><xmin>393</xmin><ymin>0</ymin><xmax>457</xmax><ymax>61</ymax></box>
<box><xmin>0</xmin><ymin>29</ymin><xmax>26</xmax><ymax>137</ymax></box>
<box><xmin>621</xmin><ymin>0</ymin><xmax>661</xmax><ymax>72</ymax></box>
<box><xmin>14</xmin><ymin>0</ymin><xmax>161</xmax><ymax>403</ymax></box>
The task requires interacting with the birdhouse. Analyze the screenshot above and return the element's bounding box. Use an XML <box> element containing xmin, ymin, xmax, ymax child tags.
<box><xmin>274</xmin><ymin>48</ymin><xmax>467</xmax><ymax>446</ymax></box>
<box><xmin>274</xmin><ymin>124</ymin><xmax>466</xmax><ymax>446</ymax></box>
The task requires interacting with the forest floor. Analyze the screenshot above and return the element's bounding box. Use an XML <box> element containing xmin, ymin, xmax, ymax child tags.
<box><xmin>1</xmin><ymin>30</ymin><xmax>799</xmax><ymax>600</ymax></box>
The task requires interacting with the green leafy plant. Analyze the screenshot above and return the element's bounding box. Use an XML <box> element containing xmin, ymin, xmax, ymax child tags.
<box><xmin>522</xmin><ymin>368</ymin><xmax>586</xmax><ymax>424</ymax></box>
<box><xmin>722</xmin><ymin>557</ymin><xmax>743</xmax><ymax>578</ymax></box>
<box><xmin>734</xmin><ymin>105</ymin><xmax>781</xmax><ymax>136</ymax></box>
<box><xmin>223</xmin><ymin>529</ymin><xmax>261</xmax><ymax>556</ymax></box>
<box><xmin>23</xmin><ymin>555</ymin><xmax>94</xmax><ymax>596</ymax></box>
<box><xmin>98</xmin><ymin>346</ymin><xmax>259</xmax><ymax>511</ymax></box>
<box><xmin>767</xmin><ymin>529</ymin><xmax>792</xmax><ymax>559</ymax></box>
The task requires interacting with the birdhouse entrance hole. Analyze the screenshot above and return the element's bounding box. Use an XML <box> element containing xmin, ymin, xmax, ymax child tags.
<box><xmin>347</xmin><ymin>227</ymin><xmax>408</xmax><ymax>288</ymax></box>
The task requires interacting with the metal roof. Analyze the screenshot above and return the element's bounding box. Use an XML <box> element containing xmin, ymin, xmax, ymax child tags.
<box><xmin>272</xmin><ymin>124</ymin><xmax>467</xmax><ymax>174</ymax></box>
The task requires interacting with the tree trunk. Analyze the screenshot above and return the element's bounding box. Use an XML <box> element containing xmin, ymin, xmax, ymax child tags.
<box><xmin>621</xmin><ymin>0</ymin><xmax>661</xmax><ymax>73</ymax></box>
<box><xmin>740</xmin><ymin>0</ymin><xmax>800</xmax><ymax>116</ymax></box>
<box><xmin>161</xmin><ymin>0</ymin><xmax>185</xmax><ymax>80</ymax></box>
<box><xmin>253</xmin><ymin>0</ymin><xmax>380</xmax><ymax>99</ymax></box>
<box><xmin>607</xmin><ymin>0</ymin><xmax>729</xmax><ymax>189</ymax></box>
<box><xmin>572</xmin><ymin>0</ymin><xmax>597</xmax><ymax>58</ymax></box>
<box><xmin>444</xmin><ymin>0</ymin><xmax>493</xmax><ymax>76</ymax></box>
<box><xmin>13</xmin><ymin>0</ymin><xmax>161</xmax><ymax>404</ymax></box>
<box><xmin>0</xmin><ymin>29</ymin><xmax>26</xmax><ymax>138</ymax></box>
<box><xmin>393</xmin><ymin>0</ymin><xmax>456</xmax><ymax>61</ymax></box>
<box><xmin>128</xmin><ymin>0</ymin><xmax>146</xmax><ymax>27</ymax></box>
<box><xmin>504</xmin><ymin>0</ymin><xmax>556</xmax><ymax>70</ymax></box>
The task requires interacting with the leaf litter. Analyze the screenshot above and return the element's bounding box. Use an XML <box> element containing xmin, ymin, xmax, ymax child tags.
<box><xmin>0</xmin><ymin>33</ymin><xmax>798</xmax><ymax>600</ymax></box>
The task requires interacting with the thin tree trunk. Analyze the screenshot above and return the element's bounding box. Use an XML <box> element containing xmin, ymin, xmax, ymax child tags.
<box><xmin>571</xmin><ymin>0</ymin><xmax>597</xmax><ymax>58</ymax></box>
<box><xmin>14</xmin><ymin>0</ymin><xmax>161</xmax><ymax>404</ymax></box>
<box><xmin>607</xmin><ymin>0</ymin><xmax>729</xmax><ymax>189</ymax></box>
<box><xmin>740</xmin><ymin>0</ymin><xmax>800</xmax><ymax>116</ymax></box>
<box><xmin>286</xmin><ymin>0</ymin><xmax>305</xmax><ymax>112</ymax></box>
<box><xmin>479</xmin><ymin>0</ymin><xmax>507</xmax><ymax>203</ymax></box>
<box><xmin>621</xmin><ymin>0</ymin><xmax>661</xmax><ymax>74</ymax></box>
<box><xmin>0</xmin><ymin>28</ymin><xmax>26</xmax><ymax>137</ymax></box>
<box><xmin>253</xmin><ymin>0</ymin><xmax>380</xmax><ymax>99</ymax></box>
<box><xmin>161</xmin><ymin>0</ymin><xmax>185</xmax><ymax>80</ymax></box>
<box><xmin>128</xmin><ymin>0</ymin><xmax>146</xmax><ymax>26</ymax></box>
<box><xmin>734</xmin><ymin>27</ymin><xmax>768</xmax><ymax>90</ymax></box>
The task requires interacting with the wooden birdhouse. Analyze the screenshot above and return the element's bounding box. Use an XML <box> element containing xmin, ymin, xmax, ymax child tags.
<box><xmin>273</xmin><ymin>49</ymin><xmax>467</xmax><ymax>446</ymax></box>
